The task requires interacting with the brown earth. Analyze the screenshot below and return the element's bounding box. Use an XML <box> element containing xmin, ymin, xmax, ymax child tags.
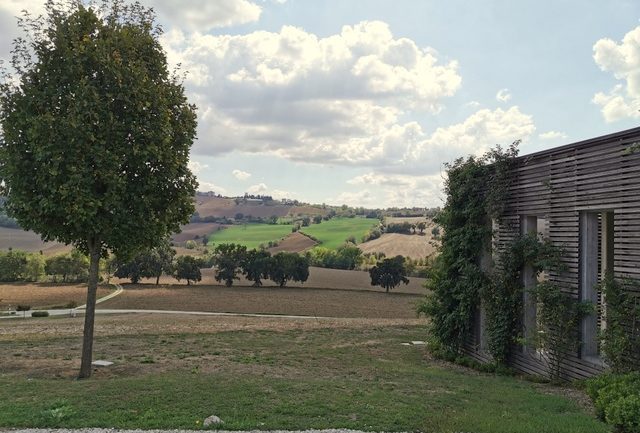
<box><xmin>114</xmin><ymin>266</ymin><xmax>427</xmax><ymax>295</ymax></box>
<box><xmin>0</xmin><ymin>283</ymin><xmax>113</xmax><ymax>310</ymax></box>
<box><xmin>195</xmin><ymin>196</ymin><xmax>292</xmax><ymax>218</ymax></box>
<box><xmin>98</xmin><ymin>284</ymin><xmax>422</xmax><ymax>319</ymax></box>
<box><xmin>359</xmin><ymin>233</ymin><xmax>437</xmax><ymax>260</ymax></box>
<box><xmin>0</xmin><ymin>227</ymin><xmax>71</xmax><ymax>255</ymax></box>
<box><xmin>268</xmin><ymin>231</ymin><xmax>317</xmax><ymax>253</ymax></box>
<box><xmin>171</xmin><ymin>222</ymin><xmax>225</xmax><ymax>243</ymax></box>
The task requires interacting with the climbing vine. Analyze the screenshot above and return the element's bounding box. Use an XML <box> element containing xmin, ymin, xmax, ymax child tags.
<box><xmin>483</xmin><ymin>233</ymin><xmax>565</xmax><ymax>364</ymax></box>
<box><xmin>598</xmin><ymin>274</ymin><xmax>640</xmax><ymax>373</ymax></box>
<box><xmin>418</xmin><ymin>143</ymin><xmax>518</xmax><ymax>355</ymax></box>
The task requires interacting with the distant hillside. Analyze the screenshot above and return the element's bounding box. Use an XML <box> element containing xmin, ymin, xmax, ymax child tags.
<box><xmin>193</xmin><ymin>195</ymin><xmax>327</xmax><ymax>219</ymax></box>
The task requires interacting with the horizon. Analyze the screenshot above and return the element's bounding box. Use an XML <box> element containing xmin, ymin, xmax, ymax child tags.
<box><xmin>1</xmin><ymin>0</ymin><xmax>639</xmax><ymax>207</ymax></box>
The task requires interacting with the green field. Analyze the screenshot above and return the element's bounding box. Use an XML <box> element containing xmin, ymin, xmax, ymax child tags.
<box><xmin>300</xmin><ymin>217</ymin><xmax>378</xmax><ymax>250</ymax></box>
<box><xmin>0</xmin><ymin>324</ymin><xmax>607</xmax><ymax>432</ymax></box>
<box><xmin>207</xmin><ymin>223</ymin><xmax>292</xmax><ymax>250</ymax></box>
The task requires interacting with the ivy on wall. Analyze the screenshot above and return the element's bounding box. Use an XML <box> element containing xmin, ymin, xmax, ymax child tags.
<box><xmin>418</xmin><ymin>143</ymin><xmax>518</xmax><ymax>356</ymax></box>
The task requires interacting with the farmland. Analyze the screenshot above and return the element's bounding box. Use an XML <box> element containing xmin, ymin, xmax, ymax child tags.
<box><xmin>207</xmin><ymin>223</ymin><xmax>293</xmax><ymax>250</ymax></box>
<box><xmin>359</xmin><ymin>233</ymin><xmax>437</xmax><ymax>259</ymax></box>
<box><xmin>206</xmin><ymin>217</ymin><xmax>379</xmax><ymax>251</ymax></box>
<box><xmin>0</xmin><ymin>227</ymin><xmax>70</xmax><ymax>255</ymax></box>
<box><xmin>300</xmin><ymin>217</ymin><xmax>378</xmax><ymax>250</ymax></box>
<box><xmin>0</xmin><ymin>283</ymin><xmax>113</xmax><ymax>310</ymax></box>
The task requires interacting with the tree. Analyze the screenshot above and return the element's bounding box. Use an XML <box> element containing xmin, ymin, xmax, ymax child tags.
<box><xmin>417</xmin><ymin>221</ymin><xmax>427</xmax><ymax>234</ymax></box>
<box><xmin>0</xmin><ymin>2</ymin><xmax>197</xmax><ymax>378</ymax></box>
<box><xmin>174</xmin><ymin>255</ymin><xmax>201</xmax><ymax>285</ymax></box>
<box><xmin>212</xmin><ymin>243</ymin><xmax>247</xmax><ymax>286</ymax></box>
<box><xmin>268</xmin><ymin>252</ymin><xmax>309</xmax><ymax>287</ymax></box>
<box><xmin>241</xmin><ymin>249</ymin><xmax>272</xmax><ymax>286</ymax></box>
<box><xmin>369</xmin><ymin>256</ymin><xmax>409</xmax><ymax>293</ymax></box>
<box><xmin>146</xmin><ymin>240</ymin><xmax>176</xmax><ymax>285</ymax></box>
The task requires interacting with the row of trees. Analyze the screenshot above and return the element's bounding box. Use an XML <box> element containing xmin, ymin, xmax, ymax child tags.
<box><xmin>212</xmin><ymin>244</ymin><xmax>309</xmax><ymax>287</ymax></box>
<box><xmin>0</xmin><ymin>250</ymin><xmax>89</xmax><ymax>282</ymax></box>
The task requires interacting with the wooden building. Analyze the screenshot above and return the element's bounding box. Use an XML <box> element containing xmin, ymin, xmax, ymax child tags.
<box><xmin>465</xmin><ymin>126</ymin><xmax>640</xmax><ymax>379</ymax></box>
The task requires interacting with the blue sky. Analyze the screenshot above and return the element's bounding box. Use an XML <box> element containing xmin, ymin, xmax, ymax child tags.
<box><xmin>1</xmin><ymin>0</ymin><xmax>639</xmax><ymax>207</ymax></box>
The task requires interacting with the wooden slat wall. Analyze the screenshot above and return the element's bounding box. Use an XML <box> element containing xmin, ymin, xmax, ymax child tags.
<box><xmin>464</xmin><ymin>127</ymin><xmax>640</xmax><ymax>380</ymax></box>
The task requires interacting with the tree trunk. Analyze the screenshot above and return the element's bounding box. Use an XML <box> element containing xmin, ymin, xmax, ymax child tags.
<box><xmin>78</xmin><ymin>239</ymin><xmax>101</xmax><ymax>379</ymax></box>
<box><xmin>156</xmin><ymin>274</ymin><xmax>160</xmax><ymax>285</ymax></box>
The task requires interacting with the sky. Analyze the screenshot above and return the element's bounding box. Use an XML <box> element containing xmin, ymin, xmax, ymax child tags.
<box><xmin>1</xmin><ymin>0</ymin><xmax>640</xmax><ymax>208</ymax></box>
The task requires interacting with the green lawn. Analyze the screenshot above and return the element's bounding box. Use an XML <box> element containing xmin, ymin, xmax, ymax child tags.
<box><xmin>0</xmin><ymin>324</ymin><xmax>608</xmax><ymax>433</ymax></box>
<box><xmin>207</xmin><ymin>223</ymin><xmax>292</xmax><ymax>250</ymax></box>
<box><xmin>300</xmin><ymin>217</ymin><xmax>378</xmax><ymax>250</ymax></box>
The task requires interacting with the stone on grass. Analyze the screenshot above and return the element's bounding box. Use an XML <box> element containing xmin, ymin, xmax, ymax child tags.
<box><xmin>401</xmin><ymin>343</ymin><xmax>411</xmax><ymax>346</ymax></box>
<box><xmin>411</xmin><ymin>341</ymin><xmax>426</xmax><ymax>345</ymax></box>
<box><xmin>203</xmin><ymin>415</ymin><xmax>224</xmax><ymax>427</ymax></box>
<box><xmin>91</xmin><ymin>360</ymin><xmax>113</xmax><ymax>367</ymax></box>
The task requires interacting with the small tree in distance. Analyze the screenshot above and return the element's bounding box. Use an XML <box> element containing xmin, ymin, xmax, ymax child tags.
<box><xmin>174</xmin><ymin>256</ymin><xmax>202</xmax><ymax>286</ymax></box>
<box><xmin>369</xmin><ymin>256</ymin><xmax>409</xmax><ymax>293</ymax></box>
<box><xmin>213</xmin><ymin>243</ymin><xmax>247</xmax><ymax>286</ymax></box>
<box><xmin>241</xmin><ymin>249</ymin><xmax>272</xmax><ymax>287</ymax></box>
<box><xmin>0</xmin><ymin>1</ymin><xmax>197</xmax><ymax>378</ymax></box>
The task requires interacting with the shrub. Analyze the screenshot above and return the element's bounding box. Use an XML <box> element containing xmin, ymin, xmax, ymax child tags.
<box><xmin>586</xmin><ymin>372</ymin><xmax>640</xmax><ymax>433</ymax></box>
<box><xmin>184</xmin><ymin>240</ymin><xmax>197</xmax><ymax>249</ymax></box>
<box><xmin>31</xmin><ymin>311</ymin><xmax>49</xmax><ymax>317</ymax></box>
<box><xmin>16</xmin><ymin>305</ymin><xmax>31</xmax><ymax>311</ymax></box>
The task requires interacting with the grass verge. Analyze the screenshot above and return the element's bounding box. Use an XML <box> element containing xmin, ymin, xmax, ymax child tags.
<box><xmin>0</xmin><ymin>323</ymin><xmax>607</xmax><ymax>433</ymax></box>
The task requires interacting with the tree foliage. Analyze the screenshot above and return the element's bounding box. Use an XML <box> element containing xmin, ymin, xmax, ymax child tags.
<box><xmin>213</xmin><ymin>243</ymin><xmax>247</xmax><ymax>286</ymax></box>
<box><xmin>0</xmin><ymin>0</ymin><xmax>197</xmax><ymax>378</ymax></box>
<box><xmin>241</xmin><ymin>249</ymin><xmax>271</xmax><ymax>286</ymax></box>
<box><xmin>369</xmin><ymin>255</ymin><xmax>409</xmax><ymax>292</ymax></box>
<box><xmin>174</xmin><ymin>255</ymin><xmax>201</xmax><ymax>285</ymax></box>
<box><xmin>268</xmin><ymin>252</ymin><xmax>309</xmax><ymax>287</ymax></box>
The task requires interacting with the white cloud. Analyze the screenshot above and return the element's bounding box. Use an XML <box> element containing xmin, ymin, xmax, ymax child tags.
<box><xmin>346</xmin><ymin>173</ymin><xmax>445</xmax><ymax>207</ymax></box>
<box><xmin>232</xmin><ymin>169</ymin><xmax>252</xmax><ymax>180</ymax></box>
<box><xmin>197</xmin><ymin>180</ymin><xmax>227</xmax><ymax>194</ymax></box>
<box><xmin>161</xmin><ymin>21</ymin><xmax>462</xmax><ymax>164</ymax></box>
<box><xmin>465</xmin><ymin>100</ymin><xmax>481</xmax><ymax>108</ymax></box>
<box><xmin>539</xmin><ymin>130</ymin><xmax>568</xmax><ymax>140</ymax></box>
<box><xmin>152</xmin><ymin>0</ymin><xmax>261</xmax><ymax>32</ymax></box>
<box><xmin>188</xmin><ymin>160</ymin><xmax>209</xmax><ymax>174</ymax></box>
<box><xmin>496</xmin><ymin>88</ymin><xmax>512</xmax><ymax>103</ymax></box>
<box><xmin>593</xmin><ymin>26</ymin><xmax>640</xmax><ymax>122</ymax></box>
<box><xmin>270</xmin><ymin>189</ymin><xmax>293</xmax><ymax>199</ymax></box>
<box><xmin>246</xmin><ymin>182</ymin><xmax>268</xmax><ymax>194</ymax></box>
<box><xmin>329</xmin><ymin>190</ymin><xmax>376</xmax><ymax>207</ymax></box>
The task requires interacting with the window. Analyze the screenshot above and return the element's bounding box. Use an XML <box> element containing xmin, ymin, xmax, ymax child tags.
<box><xmin>521</xmin><ymin>215</ymin><xmax>543</xmax><ymax>353</ymax></box>
<box><xmin>579</xmin><ymin>211</ymin><xmax>614</xmax><ymax>360</ymax></box>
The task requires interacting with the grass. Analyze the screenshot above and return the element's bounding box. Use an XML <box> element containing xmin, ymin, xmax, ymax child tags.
<box><xmin>0</xmin><ymin>322</ymin><xmax>608</xmax><ymax>433</ymax></box>
<box><xmin>207</xmin><ymin>223</ymin><xmax>293</xmax><ymax>250</ymax></box>
<box><xmin>299</xmin><ymin>217</ymin><xmax>378</xmax><ymax>250</ymax></box>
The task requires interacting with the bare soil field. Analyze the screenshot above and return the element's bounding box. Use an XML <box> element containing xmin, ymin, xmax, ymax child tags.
<box><xmin>385</xmin><ymin>216</ymin><xmax>432</xmax><ymax>225</ymax></box>
<box><xmin>359</xmin><ymin>233</ymin><xmax>436</xmax><ymax>259</ymax></box>
<box><xmin>0</xmin><ymin>283</ymin><xmax>113</xmax><ymax>310</ymax></box>
<box><xmin>0</xmin><ymin>227</ymin><xmax>71</xmax><ymax>255</ymax></box>
<box><xmin>268</xmin><ymin>231</ymin><xmax>317</xmax><ymax>253</ymax></box>
<box><xmin>196</xmin><ymin>196</ymin><xmax>292</xmax><ymax>218</ymax></box>
<box><xmin>98</xmin><ymin>284</ymin><xmax>422</xmax><ymax>318</ymax></box>
<box><xmin>171</xmin><ymin>222</ymin><xmax>225</xmax><ymax>243</ymax></box>
<box><xmin>115</xmin><ymin>266</ymin><xmax>427</xmax><ymax>295</ymax></box>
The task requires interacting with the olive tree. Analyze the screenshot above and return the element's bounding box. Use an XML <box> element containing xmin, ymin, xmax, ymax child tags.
<box><xmin>0</xmin><ymin>1</ymin><xmax>197</xmax><ymax>378</ymax></box>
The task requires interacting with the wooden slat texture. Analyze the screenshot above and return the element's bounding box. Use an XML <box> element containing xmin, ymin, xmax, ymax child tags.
<box><xmin>464</xmin><ymin>127</ymin><xmax>640</xmax><ymax>380</ymax></box>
